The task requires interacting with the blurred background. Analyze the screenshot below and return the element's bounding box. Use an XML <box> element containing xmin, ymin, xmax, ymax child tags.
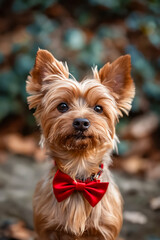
<box><xmin>0</xmin><ymin>0</ymin><xmax>160</xmax><ymax>239</ymax></box>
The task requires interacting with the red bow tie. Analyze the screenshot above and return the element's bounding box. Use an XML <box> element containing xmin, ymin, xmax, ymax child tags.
<box><xmin>53</xmin><ymin>170</ymin><xmax>109</xmax><ymax>207</ymax></box>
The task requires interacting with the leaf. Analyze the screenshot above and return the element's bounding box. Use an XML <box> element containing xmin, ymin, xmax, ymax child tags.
<box><xmin>122</xmin><ymin>113</ymin><xmax>159</xmax><ymax>139</ymax></box>
<box><xmin>27</xmin><ymin>13</ymin><xmax>58</xmax><ymax>36</ymax></box>
<box><xmin>78</xmin><ymin>37</ymin><xmax>104</xmax><ymax>66</ymax></box>
<box><xmin>126</xmin><ymin>45</ymin><xmax>156</xmax><ymax>81</ymax></box>
<box><xmin>117</xmin><ymin>140</ymin><xmax>130</xmax><ymax>155</ymax></box>
<box><xmin>0</xmin><ymin>96</ymin><xmax>12</xmax><ymax>121</ymax></box>
<box><xmin>8</xmin><ymin>221</ymin><xmax>35</xmax><ymax>240</ymax></box>
<box><xmin>121</xmin><ymin>156</ymin><xmax>149</xmax><ymax>174</ymax></box>
<box><xmin>77</xmin><ymin>10</ymin><xmax>93</xmax><ymax>26</ymax></box>
<box><xmin>89</xmin><ymin>0</ymin><xmax>120</xmax><ymax>8</ymax></box>
<box><xmin>68</xmin><ymin>64</ymin><xmax>80</xmax><ymax>80</ymax></box>
<box><xmin>64</xmin><ymin>28</ymin><xmax>86</xmax><ymax>50</ymax></box>
<box><xmin>131</xmin><ymin>96</ymin><xmax>141</xmax><ymax>112</ymax></box>
<box><xmin>143</xmin><ymin>82</ymin><xmax>160</xmax><ymax>100</ymax></box>
<box><xmin>14</xmin><ymin>53</ymin><xmax>34</xmax><ymax>75</ymax></box>
<box><xmin>0</xmin><ymin>52</ymin><xmax>4</xmax><ymax>64</ymax></box>
<box><xmin>12</xmin><ymin>0</ymin><xmax>29</xmax><ymax>12</ymax></box>
<box><xmin>41</xmin><ymin>0</ymin><xmax>57</xmax><ymax>9</ymax></box>
<box><xmin>124</xmin><ymin>211</ymin><xmax>147</xmax><ymax>224</ymax></box>
<box><xmin>34</xmin><ymin>147</ymin><xmax>46</xmax><ymax>162</ymax></box>
<box><xmin>147</xmin><ymin>237</ymin><xmax>160</xmax><ymax>240</ymax></box>
<box><xmin>0</xmin><ymin>96</ymin><xmax>22</xmax><ymax>120</ymax></box>
<box><xmin>12</xmin><ymin>0</ymin><xmax>56</xmax><ymax>12</ymax></box>
<box><xmin>150</xmin><ymin>196</ymin><xmax>160</xmax><ymax>210</ymax></box>
<box><xmin>98</xmin><ymin>25</ymin><xmax>125</xmax><ymax>39</ymax></box>
<box><xmin>147</xmin><ymin>164</ymin><xmax>160</xmax><ymax>180</ymax></box>
<box><xmin>3</xmin><ymin>134</ymin><xmax>36</xmax><ymax>156</ymax></box>
<box><xmin>126</xmin><ymin>13</ymin><xmax>160</xmax><ymax>48</ymax></box>
<box><xmin>0</xmin><ymin>70</ymin><xmax>20</xmax><ymax>96</ymax></box>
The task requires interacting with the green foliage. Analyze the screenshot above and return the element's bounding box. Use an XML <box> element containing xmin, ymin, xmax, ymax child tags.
<box><xmin>78</xmin><ymin>37</ymin><xmax>104</xmax><ymax>67</ymax></box>
<box><xmin>143</xmin><ymin>82</ymin><xmax>160</xmax><ymax>101</ymax></box>
<box><xmin>12</xmin><ymin>0</ymin><xmax>56</xmax><ymax>12</ymax></box>
<box><xmin>117</xmin><ymin>140</ymin><xmax>130</xmax><ymax>156</ymax></box>
<box><xmin>126</xmin><ymin>13</ymin><xmax>160</xmax><ymax>48</ymax></box>
<box><xmin>64</xmin><ymin>28</ymin><xmax>86</xmax><ymax>50</ymax></box>
<box><xmin>88</xmin><ymin>0</ymin><xmax>130</xmax><ymax>9</ymax></box>
<box><xmin>98</xmin><ymin>25</ymin><xmax>125</xmax><ymax>39</ymax></box>
<box><xmin>27</xmin><ymin>13</ymin><xmax>58</xmax><ymax>36</ymax></box>
<box><xmin>0</xmin><ymin>0</ymin><xmax>160</xmax><ymax>148</ymax></box>
<box><xmin>126</xmin><ymin>45</ymin><xmax>156</xmax><ymax>82</ymax></box>
<box><xmin>0</xmin><ymin>53</ymin><xmax>4</xmax><ymax>64</ymax></box>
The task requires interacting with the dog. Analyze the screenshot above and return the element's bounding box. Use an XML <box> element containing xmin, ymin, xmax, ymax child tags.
<box><xmin>26</xmin><ymin>49</ymin><xmax>135</xmax><ymax>240</ymax></box>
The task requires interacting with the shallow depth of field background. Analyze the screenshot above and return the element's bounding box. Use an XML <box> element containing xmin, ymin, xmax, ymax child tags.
<box><xmin>0</xmin><ymin>0</ymin><xmax>160</xmax><ymax>240</ymax></box>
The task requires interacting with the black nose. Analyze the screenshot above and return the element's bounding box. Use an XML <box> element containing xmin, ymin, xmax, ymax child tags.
<box><xmin>73</xmin><ymin>118</ymin><xmax>90</xmax><ymax>131</ymax></box>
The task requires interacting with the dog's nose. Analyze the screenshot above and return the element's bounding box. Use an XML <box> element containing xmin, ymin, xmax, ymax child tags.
<box><xmin>73</xmin><ymin>118</ymin><xmax>90</xmax><ymax>131</ymax></box>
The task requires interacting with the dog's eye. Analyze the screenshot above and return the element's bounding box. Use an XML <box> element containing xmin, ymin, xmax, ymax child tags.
<box><xmin>57</xmin><ymin>103</ymin><xmax>69</xmax><ymax>113</ymax></box>
<box><xmin>94</xmin><ymin>105</ymin><xmax>103</xmax><ymax>113</ymax></box>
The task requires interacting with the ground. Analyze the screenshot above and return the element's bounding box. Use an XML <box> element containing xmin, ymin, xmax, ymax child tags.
<box><xmin>0</xmin><ymin>155</ymin><xmax>160</xmax><ymax>240</ymax></box>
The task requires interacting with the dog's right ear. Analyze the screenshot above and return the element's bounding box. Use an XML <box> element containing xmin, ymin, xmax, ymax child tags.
<box><xmin>26</xmin><ymin>49</ymin><xmax>69</xmax><ymax>109</ymax></box>
<box><xmin>30</xmin><ymin>49</ymin><xmax>69</xmax><ymax>84</ymax></box>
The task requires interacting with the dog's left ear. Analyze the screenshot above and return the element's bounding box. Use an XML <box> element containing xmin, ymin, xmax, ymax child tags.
<box><xmin>99</xmin><ymin>55</ymin><xmax>135</xmax><ymax>116</ymax></box>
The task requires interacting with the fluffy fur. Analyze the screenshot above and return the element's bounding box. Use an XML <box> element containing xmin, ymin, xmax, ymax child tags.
<box><xmin>26</xmin><ymin>49</ymin><xmax>135</xmax><ymax>240</ymax></box>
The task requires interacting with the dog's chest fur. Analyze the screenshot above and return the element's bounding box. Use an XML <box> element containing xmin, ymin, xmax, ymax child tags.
<box><xmin>33</xmin><ymin>165</ymin><xmax>122</xmax><ymax>239</ymax></box>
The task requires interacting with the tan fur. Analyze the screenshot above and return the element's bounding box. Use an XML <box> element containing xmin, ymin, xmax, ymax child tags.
<box><xmin>26</xmin><ymin>49</ymin><xmax>135</xmax><ymax>240</ymax></box>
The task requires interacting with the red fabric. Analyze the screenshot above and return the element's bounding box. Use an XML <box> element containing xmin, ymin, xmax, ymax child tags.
<box><xmin>53</xmin><ymin>170</ymin><xmax>109</xmax><ymax>207</ymax></box>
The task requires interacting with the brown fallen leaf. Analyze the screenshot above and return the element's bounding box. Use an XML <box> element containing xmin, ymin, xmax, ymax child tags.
<box><xmin>4</xmin><ymin>221</ymin><xmax>35</xmax><ymax>240</ymax></box>
<box><xmin>124</xmin><ymin>137</ymin><xmax>153</xmax><ymax>157</ymax></box>
<box><xmin>147</xmin><ymin>164</ymin><xmax>160</xmax><ymax>179</ymax></box>
<box><xmin>124</xmin><ymin>211</ymin><xmax>147</xmax><ymax>224</ymax></box>
<box><xmin>3</xmin><ymin>134</ymin><xmax>36</xmax><ymax>156</ymax></box>
<box><xmin>150</xmin><ymin>196</ymin><xmax>160</xmax><ymax>210</ymax></box>
<box><xmin>34</xmin><ymin>147</ymin><xmax>46</xmax><ymax>162</ymax></box>
<box><xmin>121</xmin><ymin>113</ymin><xmax>159</xmax><ymax>139</ymax></box>
<box><xmin>121</xmin><ymin>156</ymin><xmax>149</xmax><ymax>174</ymax></box>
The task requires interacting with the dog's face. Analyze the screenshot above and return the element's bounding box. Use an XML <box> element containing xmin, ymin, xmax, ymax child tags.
<box><xmin>26</xmin><ymin>50</ymin><xmax>135</xmax><ymax>155</ymax></box>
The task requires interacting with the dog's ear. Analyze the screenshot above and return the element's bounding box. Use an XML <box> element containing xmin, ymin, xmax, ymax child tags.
<box><xmin>26</xmin><ymin>49</ymin><xmax>69</xmax><ymax>109</ymax></box>
<box><xmin>29</xmin><ymin>49</ymin><xmax>69</xmax><ymax>85</ymax></box>
<box><xmin>98</xmin><ymin>55</ymin><xmax>135</xmax><ymax>116</ymax></box>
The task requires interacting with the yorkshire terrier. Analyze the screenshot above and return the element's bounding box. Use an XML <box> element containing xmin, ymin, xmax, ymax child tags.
<box><xmin>26</xmin><ymin>49</ymin><xmax>135</xmax><ymax>240</ymax></box>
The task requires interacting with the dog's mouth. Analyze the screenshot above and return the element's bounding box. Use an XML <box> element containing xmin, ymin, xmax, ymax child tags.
<box><xmin>67</xmin><ymin>132</ymin><xmax>93</xmax><ymax>140</ymax></box>
<box><xmin>59</xmin><ymin>132</ymin><xmax>94</xmax><ymax>151</ymax></box>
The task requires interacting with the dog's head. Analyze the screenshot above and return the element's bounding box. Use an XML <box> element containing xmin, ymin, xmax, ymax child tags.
<box><xmin>26</xmin><ymin>50</ymin><xmax>135</xmax><ymax>155</ymax></box>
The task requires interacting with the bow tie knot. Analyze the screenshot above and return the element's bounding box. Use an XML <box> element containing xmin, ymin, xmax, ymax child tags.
<box><xmin>53</xmin><ymin>170</ymin><xmax>109</xmax><ymax>207</ymax></box>
<box><xmin>75</xmin><ymin>182</ymin><xmax>86</xmax><ymax>191</ymax></box>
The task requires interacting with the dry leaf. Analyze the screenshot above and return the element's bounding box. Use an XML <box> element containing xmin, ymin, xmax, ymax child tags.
<box><xmin>126</xmin><ymin>137</ymin><xmax>153</xmax><ymax>156</ymax></box>
<box><xmin>34</xmin><ymin>147</ymin><xmax>46</xmax><ymax>162</ymax></box>
<box><xmin>150</xmin><ymin>196</ymin><xmax>160</xmax><ymax>210</ymax></box>
<box><xmin>121</xmin><ymin>156</ymin><xmax>148</xmax><ymax>174</ymax></box>
<box><xmin>122</xmin><ymin>113</ymin><xmax>159</xmax><ymax>139</ymax></box>
<box><xmin>4</xmin><ymin>134</ymin><xmax>36</xmax><ymax>156</ymax></box>
<box><xmin>6</xmin><ymin>221</ymin><xmax>35</xmax><ymax>240</ymax></box>
<box><xmin>147</xmin><ymin>164</ymin><xmax>160</xmax><ymax>179</ymax></box>
<box><xmin>124</xmin><ymin>211</ymin><xmax>147</xmax><ymax>224</ymax></box>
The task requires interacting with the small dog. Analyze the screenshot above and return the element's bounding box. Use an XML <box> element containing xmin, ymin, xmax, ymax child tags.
<box><xmin>26</xmin><ymin>49</ymin><xmax>135</xmax><ymax>240</ymax></box>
